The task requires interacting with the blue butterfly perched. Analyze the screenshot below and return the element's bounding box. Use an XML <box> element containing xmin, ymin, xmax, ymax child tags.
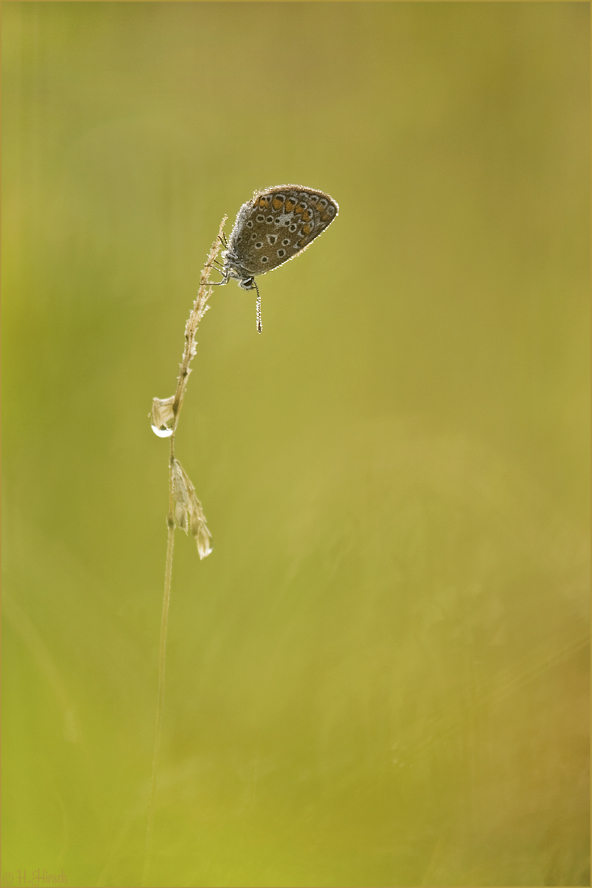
<box><xmin>210</xmin><ymin>185</ymin><xmax>339</xmax><ymax>332</ymax></box>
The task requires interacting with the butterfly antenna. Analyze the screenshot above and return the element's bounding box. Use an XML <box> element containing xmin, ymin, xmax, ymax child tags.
<box><xmin>254</xmin><ymin>281</ymin><xmax>262</xmax><ymax>334</ymax></box>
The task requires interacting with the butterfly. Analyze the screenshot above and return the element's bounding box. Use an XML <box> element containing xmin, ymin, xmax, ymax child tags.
<box><xmin>210</xmin><ymin>185</ymin><xmax>339</xmax><ymax>332</ymax></box>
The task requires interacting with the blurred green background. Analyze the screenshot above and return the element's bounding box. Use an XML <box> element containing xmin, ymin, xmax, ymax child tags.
<box><xmin>2</xmin><ymin>3</ymin><xmax>589</xmax><ymax>886</ymax></box>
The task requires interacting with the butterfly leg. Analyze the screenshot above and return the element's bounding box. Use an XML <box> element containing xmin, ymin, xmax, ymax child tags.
<box><xmin>203</xmin><ymin>264</ymin><xmax>228</xmax><ymax>285</ymax></box>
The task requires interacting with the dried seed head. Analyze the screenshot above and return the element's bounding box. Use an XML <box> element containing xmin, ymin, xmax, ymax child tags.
<box><xmin>171</xmin><ymin>459</ymin><xmax>190</xmax><ymax>532</ymax></box>
<box><xmin>194</xmin><ymin>521</ymin><xmax>213</xmax><ymax>561</ymax></box>
<box><xmin>151</xmin><ymin>396</ymin><xmax>175</xmax><ymax>438</ymax></box>
<box><xmin>171</xmin><ymin>459</ymin><xmax>213</xmax><ymax>559</ymax></box>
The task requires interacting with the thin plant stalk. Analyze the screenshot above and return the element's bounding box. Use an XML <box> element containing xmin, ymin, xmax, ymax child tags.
<box><xmin>142</xmin><ymin>216</ymin><xmax>227</xmax><ymax>886</ymax></box>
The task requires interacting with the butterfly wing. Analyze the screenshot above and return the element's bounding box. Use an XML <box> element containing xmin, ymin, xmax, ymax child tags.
<box><xmin>228</xmin><ymin>185</ymin><xmax>339</xmax><ymax>278</ymax></box>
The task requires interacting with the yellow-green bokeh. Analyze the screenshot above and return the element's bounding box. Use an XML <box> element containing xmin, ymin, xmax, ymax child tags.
<box><xmin>2</xmin><ymin>3</ymin><xmax>589</xmax><ymax>886</ymax></box>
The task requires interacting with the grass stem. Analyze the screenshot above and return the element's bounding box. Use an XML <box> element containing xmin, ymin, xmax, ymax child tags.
<box><xmin>142</xmin><ymin>217</ymin><xmax>227</xmax><ymax>885</ymax></box>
